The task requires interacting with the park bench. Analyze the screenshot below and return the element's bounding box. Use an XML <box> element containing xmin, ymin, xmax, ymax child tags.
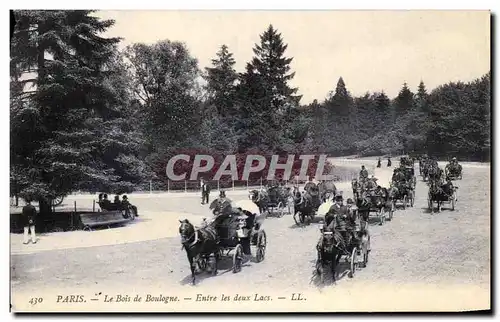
<box><xmin>79</xmin><ymin>210</ymin><xmax>132</xmax><ymax>231</ymax></box>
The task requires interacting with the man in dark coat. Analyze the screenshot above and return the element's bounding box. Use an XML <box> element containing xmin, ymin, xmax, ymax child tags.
<box><xmin>200</xmin><ymin>178</ymin><xmax>211</xmax><ymax>205</ymax></box>
<box><xmin>387</xmin><ymin>157</ymin><xmax>392</xmax><ymax>167</ymax></box>
<box><xmin>22</xmin><ymin>197</ymin><xmax>37</xmax><ymax>244</ymax></box>
<box><xmin>359</xmin><ymin>165</ymin><xmax>369</xmax><ymax>181</ymax></box>
<box><xmin>377</xmin><ymin>158</ymin><xmax>381</xmax><ymax>168</ymax></box>
<box><xmin>122</xmin><ymin>195</ymin><xmax>138</xmax><ymax>217</ymax></box>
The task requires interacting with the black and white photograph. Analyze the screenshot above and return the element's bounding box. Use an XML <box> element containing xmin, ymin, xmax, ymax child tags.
<box><xmin>8</xmin><ymin>9</ymin><xmax>491</xmax><ymax>312</ymax></box>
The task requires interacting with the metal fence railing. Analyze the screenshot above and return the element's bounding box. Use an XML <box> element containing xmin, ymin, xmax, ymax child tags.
<box><xmin>64</xmin><ymin>159</ymin><xmax>372</xmax><ymax>195</ymax></box>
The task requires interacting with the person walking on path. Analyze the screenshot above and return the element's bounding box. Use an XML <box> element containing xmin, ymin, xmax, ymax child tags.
<box><xmin>200</xmin><ymin>178</ymin><xmax>211</xmax><ymax>205</ymax></box>
<box><xmin>22</xmin><ymin>197</ymin><xmax>37</xmax><ymax>245</ymax></box>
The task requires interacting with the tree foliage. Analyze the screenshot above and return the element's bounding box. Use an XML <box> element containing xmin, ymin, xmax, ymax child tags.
<box><xmin>10</xmin><ymin>10</ymin><xmax>151</xmax><ymax>208</ymax></box>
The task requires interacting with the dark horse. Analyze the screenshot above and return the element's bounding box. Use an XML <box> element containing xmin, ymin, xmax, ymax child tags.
<box><xmin>292</xmin><ymin>186</ymin><xmax>317</xmax><ymax>225</ymax></box>
<box><xmin>356</xmin><ymin>189</ymin><xmax>389</xmax><ymax>226</ymax></box>
<box><xmin>351</xmin><ymin>178</ymin><xmax>362</xmax><ymax>200</ymax></box>
<box><xmin>249</xmin><ymin>189</ymin><xmax>270</xmax><ymax>215</ymax></box>
<box><xmin>427</xmin><ymin>180</ymin><xmax>452</xmax><ymax>214</ymax></box>
<box><xmin>316</xmin><ymin>220</ymin><xmax>344</xmax><ymax>284</ymax></box>
<box><xmin>316</xmin><ymin>206</ymin><xmax>356</xmax><ymax>284</ymax></box>
<box><xmin>178</xmin><ymin>219</ymin><xmax>220</xmax><ymax>285</ymax></box>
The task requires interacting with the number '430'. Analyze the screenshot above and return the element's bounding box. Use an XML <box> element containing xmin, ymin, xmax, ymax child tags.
<box><xmin>29</xmin><ymin>297</ymin><xmax>43</xmax><ymax>305</ymax></box>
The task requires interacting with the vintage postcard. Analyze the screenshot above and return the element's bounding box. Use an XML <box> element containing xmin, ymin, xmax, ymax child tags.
<box><xmin>9</xmin><ymin>9</ymin><xmax>491</xmax><ymax>313</ymax></box>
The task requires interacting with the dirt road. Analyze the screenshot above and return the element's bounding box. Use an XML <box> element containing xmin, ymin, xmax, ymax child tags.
<box><xmin>10</xmin><ymin>162</ymin><xmax>490</xmax><ymax>312</ymax></box>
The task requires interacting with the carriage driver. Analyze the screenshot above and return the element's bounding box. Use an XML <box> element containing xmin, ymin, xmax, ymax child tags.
<box><xmin>441</xmin><ymin>178</ymin><xmax>454</xmax><ymax>197</ymax></box>
<box><xmin>359</xmin><ymin>165</ymin><xmax>369</xmax><ymax>181</ymax></box>
<box><xmin>365</xmin><ymin>175</ymin><xmax>378</xmax><ymax>193</ymax></box>
<box><xmin>334</xmin><ymin>195</ymin><xmax>357</xmax><ymax>248</ymax></box>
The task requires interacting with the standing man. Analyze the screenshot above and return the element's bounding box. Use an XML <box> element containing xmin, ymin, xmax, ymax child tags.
<box><xmin>22</xmin><ymin>196</ymin><xmax>37</xmax><ymax>245</ymax></box>
<box><xmin>201</xmin><ymin>178</ymin><xmax>211</xmax><ymax>205</ymax></box>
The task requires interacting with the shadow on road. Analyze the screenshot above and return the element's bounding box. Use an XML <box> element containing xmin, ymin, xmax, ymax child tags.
<box><xmin>310</xmin><ymin>257</ymin><xmax>357</xmax><ymax>288</ymax></box>
<box><xmin>179</xmin><ymin>256</ymin><xmax>253</xmax><ymax>286</ymax></box>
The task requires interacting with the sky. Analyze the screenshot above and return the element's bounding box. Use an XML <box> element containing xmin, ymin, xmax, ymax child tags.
<box><xmin>96</xmin><ymin>10</ymin><xmax>491</xmax><ymax>104</ymax></box>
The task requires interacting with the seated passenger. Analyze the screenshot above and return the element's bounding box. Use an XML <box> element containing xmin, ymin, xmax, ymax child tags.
<box><xmin>122</xmin><ymin>195</ymin><xmax>138</xmax><ymax>217</ymax></box>
<box><xmin>99</xmin><ymin>194</ymin><xmax>113</xmax><ymax>210</ymax></box>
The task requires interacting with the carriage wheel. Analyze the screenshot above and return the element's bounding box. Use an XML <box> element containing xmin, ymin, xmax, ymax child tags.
<box><xmin>52</xmin><ymin>196</ymin><xmax>65</xmax><ymax>207</ymax></box>
<box><xmin>256</xmin><ymin>230</ymin><xmax>267</xmax><ymax>263</ymax></box>
<box><xmin>402</xmin><ymin>195</ymin><xmax>407</xmax><ymax>210</ymax></box>
<box><xmin>277</xmin><ymin>202</ymin><xmax>284</xmax><ymax>218</ymax></box>
<box><xmin>232</xmin><ymin>244</ymin><xmax>243</xmax><ymax>273</ymax></box>
<box><xmin>349</xmin><ymin>247</ymin><xmax>358</xmax><ymax>278</ymax></box>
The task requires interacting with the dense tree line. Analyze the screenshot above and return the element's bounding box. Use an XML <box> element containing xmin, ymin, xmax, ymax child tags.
<box><xmin>10</xmin><ymin>11</ymin><xmax>491</xmax><ymax>213</ymax></box>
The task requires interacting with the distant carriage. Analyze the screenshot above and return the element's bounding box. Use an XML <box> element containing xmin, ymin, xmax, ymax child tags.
<box><xmin>389</xmin><ymin>181</ymin><xmax>415</xmax><ymax>209</ymax></box>
<box><xmin>356</xmin><ymin>189</ymin><xmax>392</xmax><ymax>225</ymax></box>
<box><xmin>292</xmin><ymin>183</ymin><xmax>322</xmax><ymax>225</ymax></box>
<box><xmin>445</xmin><ymin>163</ymin><xmax>463</xmax><ymax>180</ymax></box>
<box><xmin>265</xmin><ymin>184</ymin><xmax>293</xmax><ymax>217</ymax></box>
<box><xmin>427</xmin><ymin>180</ymin><xmax>458</xmax><ymax>214</ymax></box>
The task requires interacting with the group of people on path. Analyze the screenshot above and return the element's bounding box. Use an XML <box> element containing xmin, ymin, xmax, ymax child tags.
<box><xmin>377</xmin><ymin>157</ymin><xmax>392</xmax><ymax>168</ymax></box>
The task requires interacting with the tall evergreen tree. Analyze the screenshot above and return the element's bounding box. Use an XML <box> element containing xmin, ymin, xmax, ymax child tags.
<box><xmin>415</xmin><ymin>80</ymin><xmax>429</xmax><ymax>113</ymax></box>
<box><xmin>247</xmin><ymin>24</ymin><xmax>301</xmax><ymax>110</ymax></box>
<box><xmin>394</xmin><ymin>82</ymin><xmax>415</xmax><ymax>120</ymax></box>
<box><xmin>204</xmin><ymin>44</ymin><xmax>238</xmax><ymax>116</ymax></box>
<box><xmin>10</xmin><ymin>10</ymin><xmax>148</xmax><ymax>218</ymax></box>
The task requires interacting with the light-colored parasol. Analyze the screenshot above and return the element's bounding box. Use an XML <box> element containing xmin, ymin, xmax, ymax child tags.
<box><xmin>317</xmin><ymin>200</ymin><xmax>334</xmax><ymax>216</ymax></box>
<box><xmin>233</xmin><ymin>199</ymin><xmax>261</xmax><ymax>217</ymax></box>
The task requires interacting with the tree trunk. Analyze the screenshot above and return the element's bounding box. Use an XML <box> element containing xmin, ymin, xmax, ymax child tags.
<box><xmin>38</xmin><ymin>198</ymin><xmax>52</xmax><ymax>232</ymax></box>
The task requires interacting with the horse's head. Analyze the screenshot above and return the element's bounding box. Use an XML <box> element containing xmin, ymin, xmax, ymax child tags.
<box><xmin>249</xmin><ymin>190</ymin><xmax>259</xmax><ymax>202</ymax></box>
<box><xmin>178</xmin><ymin>219</ymin><xmax>195</xmax><ymax>244</ymax></box>
<box><xmin>292</xmin><ymin>186</ymin><xmax>301</xmax><ymax>198</ymax></box>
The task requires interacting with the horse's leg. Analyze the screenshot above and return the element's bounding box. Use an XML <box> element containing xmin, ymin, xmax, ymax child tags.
<box><xmin>331</xmin><ymin>251</ymin><xmax>337</xmax><ymax>284</ymax></box>
<box><xmin>212</xmin><ymin>248</ymin><xmax>219</xmax><ymax>276</ymax></box>
<box><xmin>187</xmin><ymin>252</ymin><xmax>196</xmax><ymax>285</ymax></box>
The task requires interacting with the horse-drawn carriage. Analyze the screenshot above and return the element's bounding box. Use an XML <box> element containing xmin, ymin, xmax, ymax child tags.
<box><xmin>389</xmin><ymin>180</ymin><xmax>415</xmax><ymax>209</ymax></box>
<box><xmin>249</xmin><ymin>183</ymin><xmax>292</xmax><ymax>218</ymax></box>
<box><xmin>291</xmin><ymin>182</ymin><xmax>322</xmax><ymax>225</ymax></box>
<box><xmin>352</xmin><ymin>178</ymin><xmax>392</xmax><ymax>225</ymax></box>
<box><xmin>427</xmin><ymin>180</ymin><xmax>458</xmax><ymax>214</ymax></box>
<box><xmin>266</xmin><ymin>183</ymin><xmax>292</xmax><ymax>217</ymax></box>
<box><xmin>445</xmin><ymin>163</ymin><xmax>463</xmax><ymax>180</ymax></box>
<box><xmin>356</xmin><ymin>190</ymin><xmax>393</xmax><ymax>225</ymax></box>
<box><xmin>422</xmin><ymin>159</ymin><xmax>439</xmax><ymax>182</ymax></box>
<box><xmin>315</xmin><ymin>202</ymin><xmax>370</xmax><ymax>283</ymax></box>
<box><xmin>180</xmin><ymin>199</ymin><xmax>267</xmax><ymax>284</ymax></box>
